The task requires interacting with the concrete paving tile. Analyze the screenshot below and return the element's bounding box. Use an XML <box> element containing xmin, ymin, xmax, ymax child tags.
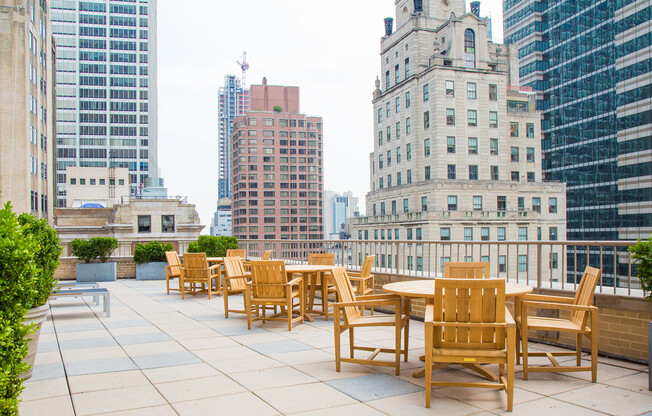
<box><xmin>32</xmin><ymin>350</ymin><xmax>63</xmax><ymax>365</ymax></box>
<box><xmin>367</xmin><ymin>391</ymin><xmax>483</xmax><ymax>416</ymax></box>
<box><xmin>248</xmin><ymin>339</ymin><xmax>314</xmax><ymax>355</ymax></box>
<box><xmin>293</xmin><ymin>361</ymin><xmax>381</xmax><ymax>381</ymax></box>
<box><xmin>552</xmin><ymin>384</ymin><xmax>652</xmax><ymax>416</ymax></box>
<box><xmin>228</xmin><ymin>331</ymin><xmax>289</xmax><ymax>345</ymax></box>
<box><xmin>29</xmin><ymin>362</ymin><xmax>65</xmax><ymax>381</ymax></box>
<box><xmin>562</xmin><ymin>360</ymin><xmax>640</xmax><ymax>382</ymax></box>
<box><xmin>155</xmin><ymin>374</ymin><xmax>246</xmax><ymax>403</ymax></box>
<box><xmin>107</xmin><ymin>325</ymin><xmax>159</xmax><ymax>336</ymax></box>
<box><xmin>54</xmin><ymin>322</ymin><xmax>106</xmax><ymax>333</ymax></box>
<box><xmin>163</xmin><ymin>328</ymin><xmax>219</xmax><ymax>340</ymax></box>
<box><xmin>214</xmin><ymin>325</ymin><xmax>268</xmax><ymax>336</ymax></box>
<box><xmin>56</xmin><ymin>329</ymin><xmax>111</xmax><ymax>340</ymax></box>
<box><xmin>255</xmin><ymin>382</ymin><xmax>357</xmax><ymax>414</ymax></box>
<box><xmin>131</xmin><ymin>351</ymin><xmax>200</xmax><ymax>369</ymax></box>
<box><xmin>102</xmin><ymin>319</ymin><xmax>151</xmax><ymax>329</ymax></box>
<box><xmin>268</xmin><ymin>348</ymin><xmax>334</xmax><ymax>366</ymax></box>
<box><xmin>193</xmin><ymin>345</ymin><xmax>261</xmax><ymax>362</ymax></box>
<box><xmin>327</xmin><ymin>373</ymin><xmax>422</xmax><ymax>402</ymax></box>
<box><xmin>513</xmin><ymin>371</ymin><xmax>591</xmax><ymax>396</ymax></box>
<box><xmin>19</xmin><ymin>394</ymin><xmax>75</xmax><ymax>416</ymax></box>
<box><xmin>208</xmin><ymin>354</ymin><xmax>286</xmax><ymax>374</ymax></box>
<box><xmin>142</xmin><ymin>362</ymin><xmax>222</xmax><ymax>383</ymax></box>
<box><xmin>99</xmin><ymin>404</ymin><xmax>178</xmax><ymax>416</ymax></box>
<box><xmin>37</xmin><ymin>341</ymin><xmax>60</xmax><ymax>353</ymax></box>
<box><xmin>176</xmin><ymin>336</ymin><xmax>238</xmax><ymax>350</ymax></box>
<box><xmin>72</xmin><ymin>384</ymin><xmax>167</xmax><ymax>415</ymax></box>
<box><xmin>230</xmin><ymin>366</ymin><xmax>318</xmax><ymax>390</ymax></box>
<box><xmin>287</xmin><ymin>403</ymin><xmax>387</xmax><ymax>416</ymax></box>
<box><xmin>172</xmin><ymin>391</ymin><xmax>278</xmax><ymax>416</ymax></box>
<box><xmin>491</xmin><ymin>396</ymin><xmax>607</xmax><ymax>416</ymax></box>
<box><xmin>64</xmin><ymin>357</ymin><xmax>137</xmax><ymax>376</ymax></box>
<box><xmin>21</xmin><ymin>377</ymin><xmax>69</xmax><ymax>401</ymax></box>
<box><xmin>436</xmin><ymin>385</ymin><xmax>542</xmax><ymax>411</ymax></box>
<box><xmin>121</xmin><ymin>340</ymin><xmax>186</xmax><ymax>356</ymax></box>
<box><xmin>603</xmin><ymin>372</ymin><xmax>652</xmax><ymax>395</ymax></box>
<box><xmin>58</xmin><ymin>337</ymin><xmax>118</xmax><ymax>350</ymax></box>
<box><xmin>114</xmin><ymin>332</ymin><xmax>173</xmax><ymax>345</ymax></box>
<box><xmin>68</xmin><ymin>370</ymin><xmax>150</xmax><ymax>394</ymax></box>
<box><xmin>60</xmin><ymin>346</ymin><xmax>128</xmax><ymax>362</ymax></box>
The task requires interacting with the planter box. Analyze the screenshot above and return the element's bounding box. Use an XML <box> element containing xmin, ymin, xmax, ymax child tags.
<box><xmin>76</xmin><ymin>262</ymin><xmax>117</xmax><ymax>282</ymax></box>
<box><xmin>136</xmin><ymin>262</ymin><xmax>167</xmax><ymax>280</ymax></box>
<box><xmin>20</xmin><ymin>304</ymin><xmax>49</xmax><ymax>379</ymax></box>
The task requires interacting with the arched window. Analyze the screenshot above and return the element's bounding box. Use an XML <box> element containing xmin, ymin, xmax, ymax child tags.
<box><xmin>464</xmin><ymin>29</ymin><xmax>476</xmax><ymax>68</ymax></box>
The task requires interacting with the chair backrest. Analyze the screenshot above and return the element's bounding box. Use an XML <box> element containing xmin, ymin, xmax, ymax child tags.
<box><xmin>308</xmin><ymin>253</ymin><xmax>335</xmax><ymax>265</ymax></box>
<box><xmin>183</xmin><ymin>253</ymin><xmax>210</xmax><ymax>279</ymax></box>
<box><xmin>570</xmin><ymin>266</ymin><xmax>601</xmax><ymax>327</ymax></box>
<box><xmin>223</xmin><ymin>256</ymin><xmax>248</xmax><ymax>291</ymax></box>
<box><xmin>262</xmin><ymin>250</ymin><xmax>272</xmax><ymax>260</ymax></box>
<box><xmin>359</xmin><ymin>255</ymin><xmax>375</xmax><ymax>278</ymax></box>
<box><xmin>249</xmin><ymin>260</ymin><xmax>287</xmax><ymax>299</ymax></box>
<box><xmin>332</xmin><ymin>267</ymin><xmax>361</xmax><ymax>325</ymax></box>
<box><xmin>444</xmin><ymin>262</ymin><xmax>490</xmax><ymax>279</ymax></box>
<box><xmin>433</xmin><ymin>278</ymin><xmax>506</xmax><ymax>351</ymax></box>
<box><xmin>226</xmin><ymin>249</ymin><xmax>246</xmax><ymax>258</ymax></box>
<box><xmin>165</xmin><ymin>251</ymin><xmax>182</xmax><ymax>276</ymax></box>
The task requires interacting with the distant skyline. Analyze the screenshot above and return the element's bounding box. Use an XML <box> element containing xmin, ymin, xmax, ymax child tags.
<box><xmin>157</xmin><ymin>0</ymin><xmax>505</xmax><ymax>232</ymax></box>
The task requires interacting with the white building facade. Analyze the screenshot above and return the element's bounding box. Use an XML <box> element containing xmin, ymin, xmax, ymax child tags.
<box><xmin>323</xmin><ymin>191</ymin><xmax>358</xmax><ymax>239</ymax></box>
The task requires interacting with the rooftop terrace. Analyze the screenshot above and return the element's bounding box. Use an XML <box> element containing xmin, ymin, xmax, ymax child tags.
<box><xmin>21</xmin><ymin>279</ymin><xmax>651</xmax><ymax>416</ymax></box>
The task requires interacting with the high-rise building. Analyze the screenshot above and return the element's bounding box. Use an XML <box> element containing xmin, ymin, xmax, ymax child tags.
<box><xmin>0</xmin><ymin>0</ymin><xmax>54</xmax><ymax>220</ymax></box>
<box><xmin>218</xmin><ymin>75</ymin><xmax>249</xmax><ymax>200</ymax></box>
<box><xmin>323</xmin><ymin>191</ymin><xmax>358</xmax><ymax>239</ymax></box>
<box><xmin>504</xmin><ymin>0</ymin><xmax>651</xmax><ymax>284</ymax></box>
<box><xmin>350</xmin><ymin>0</ymin><xmax>566</xmax><ymax>277</ymax></box>
<box><xmin>231</xmin><ymin>78</ymin><xmax>323</xmax><ymax>241</ymax></box>
<box><xmin>50</xmin><ymin>0</ymin><xmax>158</xmax><ymax>207</ymax></box>
<box><xmin>210</xmin><ymin>197</ymin><xmax>232</xmax><ymax>236</ymax></box>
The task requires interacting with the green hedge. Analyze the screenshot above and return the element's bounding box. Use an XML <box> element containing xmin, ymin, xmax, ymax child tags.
<box><xmin>629</xmin><ymin>238</ymin><xmax>652</xmax><ymax>300</ymax></box>
<box><xmin>133</xmin><ymin>241</ymin><xmax>174</xmax><ymax>264</ymax></box>
<box><xmin>71</xmin><ymin>237</ymin><xmax>118</xmax><ymax>263</ymax></box>
<box><xmin>186</xmin><ymin>236</ymin><xmax>238</xmax><ymax>257</ymax></box>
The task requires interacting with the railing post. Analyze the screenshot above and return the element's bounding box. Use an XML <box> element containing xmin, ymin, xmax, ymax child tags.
<box><xmin>537</xmin><ymin>242</ymin><xmax>542</xmax><ymax>288</ymax></box>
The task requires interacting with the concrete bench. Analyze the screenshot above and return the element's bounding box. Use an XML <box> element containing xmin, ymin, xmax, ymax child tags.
<box><xmin>50</xmin><ymin>287</ymin><xmax>111</xmax><ymax>317</ymax></box>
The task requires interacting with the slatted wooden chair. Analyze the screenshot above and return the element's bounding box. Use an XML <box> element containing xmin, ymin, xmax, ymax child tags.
<box><xmin>347</xmin><ymin>255</ymin><xmax>375</xmax><ymax>314</ymax></box>
<box><xmin>222</xmin><ymin>256</ymin><xmax>251</xmax><ymax>318</ymax></box>
<box><xmin>331</xmin><ymin>267</ymin><xmax>409</xmax><ymax>376</ymax></box>
<box><xmin>425</xmin><ymin>278</ymin><xmax>515</xmax><ymax>411</ymax></box>
<box><xmin>226</xmin><ymin>249</ymin><xmax>246</xmax><ymax>258</ymax></box>
<box><xmin>518</xmin><ymin>266</ymin><xmax>601</xmax><ymax>382</ymax></box>
<box><xmin>165</xmin><ymin>251</ymin><xmax>183</xmax><ymax>295</ymax></box>
<box><xmin>444</xmin><ymin>262</ymin><xmax>490</xmax><ymax>279</ymax></box>
<box><xmin>306</xmin><ymin>253</ymin><xmax>337</xmax><ymax>319</ymax></box>
<box><xmin>261</xmin><ymin>250</ymin><xmax>272</xmax><ymax>260</ymax></box>
<box><xmin>245</xmin><ymin>260</ymin><xmax>304</xmax><ymax>331</ymax></box>
<box><xmin>180</xmin><ymin>253</ymin><xmax>220</xmax><ymax>300</ymax></box>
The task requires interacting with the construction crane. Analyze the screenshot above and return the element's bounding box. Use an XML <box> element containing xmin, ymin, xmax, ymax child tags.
<box><xmin>237</xmin><ymin>51</ymin><xmax>249</xmax><ymax>89</ymax></box>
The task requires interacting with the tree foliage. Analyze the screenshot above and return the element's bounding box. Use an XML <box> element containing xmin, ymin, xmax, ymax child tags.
<box><xmin>71</xmin><ymin>237</ymin><xmax>118</xmax><ymax>263</ymax></box>
<box><xmin>629</xmin><ymin>238</ymin><xmax>652</xmax><ymax>300</ymax></box>
<box><xmin>133</xmin><ymin>241</ymin><xmax>174</xmax><ymax>264</ymax></box>
<box><xmin>186</xmin><ymin>236</ymin><xmax>238</xmax><ymax>257</ymax></box>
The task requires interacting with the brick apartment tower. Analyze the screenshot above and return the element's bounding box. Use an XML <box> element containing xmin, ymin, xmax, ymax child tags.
<box><xmin>231</xmin><ymin>78</ymin><xmax>324</xmax><ymax>241</ymax></box>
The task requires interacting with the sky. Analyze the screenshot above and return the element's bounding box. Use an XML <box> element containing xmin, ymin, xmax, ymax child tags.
<box><xmin>156</xmin><ymin>0</ymin><xmax>505</xmax><ymax>233</ymax></box>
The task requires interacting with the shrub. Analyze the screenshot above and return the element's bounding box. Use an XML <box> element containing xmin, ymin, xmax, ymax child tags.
<box><xmin>273</xmin><ymin>105</ymin><xmax>283</xmax><ymax>112</ymax></box>
<box><xmin>71</xmin><ymin>237</ymin><xmax>118</xmax><ymax>263</ymax></box>
<box><xmin>0</xmin><ymin>203</ymin><xmax>39</xmax><ymax>414</ymax></box>
<box><xmin>133</xmin><ymin>241</ymin><xmax>174</xmax><ymax>264</ymax></box>
<box><xmin>629</xmin><ymin>238</ymin><xmax>652</xmax><ymax>300</ymax></box>
<box><xmin>17</xmin><ymin>214</ymin><xmax>62</xmax><ymax>307</ymax></box>
<box><xmin>186</xmin><ymin>236</ymin><xmax>238</xmax><ymax>257</ymax></box>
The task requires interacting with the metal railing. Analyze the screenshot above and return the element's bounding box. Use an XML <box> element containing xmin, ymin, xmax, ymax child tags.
<box><xmin>239</xmin><ymin>239</ymin><xmax>643</xmax><ymax>298</ymax></box>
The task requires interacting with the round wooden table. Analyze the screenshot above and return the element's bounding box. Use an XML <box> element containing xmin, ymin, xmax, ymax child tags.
<box><xmin>285</xmin><ymin>265</ymin><xmax>337</xmax><ymax>321</ymax></box>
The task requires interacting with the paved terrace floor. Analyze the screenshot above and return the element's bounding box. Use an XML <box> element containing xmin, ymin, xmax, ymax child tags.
<box><xmin>20</xmin><ymin>280</ymin><xmax>651</xmax><ymax>416</ymax></box>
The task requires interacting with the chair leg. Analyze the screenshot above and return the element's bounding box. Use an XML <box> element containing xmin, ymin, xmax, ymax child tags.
<box><xmin>223</xmin><ymin>285</ymin><xmax>229</xmax><ymax>318</ymax></box>
<box><xmin>287</xmin><ymin>294</ymin><xmax>293</xmax><ymax>331</ymax></box>
<box><xmin>349</xmin><ymin>327</ymin><xmax>355</xmax><ymax>358</ymax></box>
<box><xmin>591</xmin><ymin>311</ymin><xmax>599</xmax><ymax>383</ymax></box>
<box><xmin>245</xmin><ymin>287</ymin><xmax>252</xmax><ymax>330</ymax></box>
<box><xmin>403</xmin><ymin>301</ymin><xmax>410</xmax><ymax>362</ymax></box>
<box><xmin>334</xmin><ymin>308</ymin><xmax>341</xmax><ymax>372</ymax></box>
<box><xmin>515</xmin><ymin>324</ymin><xmax>521</xmax><ymax>365</ymax></box>
<box><xmin>576</xmin><ymin>332</ymin><xmax>583</xmax><ymax>366</ymax></box>
<box><xmin>425</xmin><ymin>324</ymin><xmax>432</xmax><ymax>408</ymax></box>
<box><xmin>522</xmin><ymin>325</ymin><xmax>529</xmax><ymax>380</ymax></box>
<box><xmin>395</xmin><ymin>319</ymin><xmax>401</xmax><ymax>376</ymax></box>
<box><xmin>507</xmin><ymin>326</ymin><xmax>515</xmax><ymax>412</ymax></box>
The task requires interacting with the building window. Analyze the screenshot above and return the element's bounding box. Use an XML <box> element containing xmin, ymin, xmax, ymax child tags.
<box><xmin>395</xmin><ymin>97</ymin><xmax>400</xmax><ymax>113</ymax></box>
<box><xmin>405</xmin><ymin>57</ymin><xmax>410</xmax><ymax>78</ymax></box>
<box><xmin>387</xmin><ymin>150</ymin><xmax>392</xmax><ymax>166</ymax></box>
<box><xmin>532</xmin><ymin>197</ymin><xmax>541</xmax><ymax>213</ymax></box>
<box><xmin>440</xmin><ymin>256</ymin><xmax>451</xmax><ymax>274</ymax></box>
<box><xmin>396</xmin><ymin>147</ymin><xmax>401</xmax><ymax>163</ymax></box>
<box><xmin>469</xmin><ymin>165</ymin><xmax>478</xmax><ymax>180</ymax></box>
<box><xmin>446</xmin><ymin>108</ymin><xmax>455</xmax><ymax>125</ymax></box>
<box><xmin>518</xmin><ymin>197</ymin><xmax>525</xmax><ymax>211</ymax></box>
<box><xmin>518</xmin><ymin>255</ymin><xmax>528</xmax><ymax>272</ymax></box>
<box><xmin>490</xmin><ymin>138</ymin><xmax>498</xmax><ymax>155</ymax></box>
<box><xmin>518</xmin><ymin>227</ymin><xmax>528</xmax><ymax>241</ymax></box>
<box><xmin>467</xmin><ymin>110</ymin><xmax>477</xmax><ymax>126</ymax></box>
<box><xmin>378</xmin><ymin>108</ymin><xmax>382</xmax><ymax>123</ymax></box>
<box><xmin>395</xmin><ymin>229</ymin><xmax>400</xmax><ymax>240</ymax></box>
<box><xmin>510</xmin><ymin>122</ymin><xmax>519</xmax><ymax>137</ymax></box>
<box><xmin>497</xmin><ymin>196</ymin><xmax>506</xmax><ymax>211</ymax></box>
<box><xmin>468</xmin><ymin>137</ymin><xmax>478</xmax><ymax>154</ymax></box>
<box><xmin>511</xmin><ymin>171</ymin><xmax>520</xmax><ymax>181</ymax></box>
<box><xmin>423</xmin><ymin>84</ymin><xmax>429</xmax><ymax>101</ymax></box>
<box><xmin>138</xmin><ymin>215</ymin><xmax>151</xmax><ymax>233</ymax></box>
<box><xmin>406</xmin><ymin>143</ymin><xmax>412</xmax><ymax>160</ymax></box>
<box><xmin>407</xmin><ymin>169</ymin><xmax>412</xmax><ymax>183</ymax></box>
<box><xmin>489</xmin><ymin>111</ymin><xmax>498</xmax><ymax>128</ymax></box>
<box><xmin>497</xmin><ymin>227</ymin><xmax>506</xmax><ymax>241</ymax></box>
<box><xmin>467</xmin><ymin>82</ymin><xmax>477</xmax><ymax>99</ymax></box>
<box><xmin>447</xmin><ymin>136</ymin><xmax>456</xmax><ymax>153</ymax></box>
<box><xmin>464</xmin><ymin>29</ymin><xmax>476</xmax><ymax>68</ymax></box>
<box><xmin>481</xmin><ymin>227</ymin><xmax>489</xmax><ymax>241</ymax></box>
<box><xmin>395</xmin><ymin>64</ymin><xmax>399</xmax><ymax>85</ymax></box>
<box><xmin>378</xmin><ymin>131</ymin><xmax>383</xmax><ymax>145</ymax></box>
<box><xmin>392</xmin><ymin>200</ymin><xmax>397</xmax><ymax>214</ymax></box>
<box><xmin>70</xmin><ymin>178</ymin><xmax>76</xmax><ymax>185</ymax></box>
<box><xmin>549</xmin><ymin>227</ymin><xmax>558</xmax><ymax>241</ymax></box>
<box><xmin>416</xmin><ymin>228</ymin><xmax>422</xmax><ymax>241</ymax></box>
<box><xmin>385</xmin><ymin>70</ymin><xmax>390</xmax><ymax>89</ymax></box>
<box><xmin>379</xmin><ymin>154</ymin><xmax>383</xmax><ymax>169</ymax></box>
<box><xmin>551</xmin><ymin>252</ymin><xmax>559</xmax><ymax>269</ymax></box>
<box><xmin>379</xmin><ymin>177</ymin><xmax>384</xmax><ymax>189</ymax></box>
<box><xmin>406</xmin><ymin>117</ymin><xmax>411</xmax><ymax>135</ymax></box>
<box><xmin>526</xmin><ymin>123</ymin><xmax>535</xmax><ymax>138</ymax></box>
<box><xmin>526</xmin><ymin>147</ymin><xmax>535</xmax><ymax>162</ymax></box>
<box><xmin>162</xmin><ymin>215</ymin><xmax>175</xmax><ymax>232</ymax></box>
<box><xmin>489</xmin><ymin>84</ymin><xmax>497</xmax><ymax>101</ymax></box>
<box><xmin>424</xmin><ymin>139</ymin><xmax>430</xmax><ymax>157</ymax></box>
<box><xmin>511</xmin><ymin>147</ymin><xmax>519</xmax><ymax>162</ymax></box>
<box><xmin>446</xmin><ymin>80</ymin><xmax>454</xmax><ymax>97</ymax></box>
<box><xmin>424</xmin><ymin>111</ymin><xmax>430</xmax><ymax>129</ymax></box>
<box><xmin>403</xmin><ymin>198</ymin><xmax>409</xmax><ymax>213</ymax></box>
<box><xmin>447</xmin><ymin>164</ymin><xmax>456</xmax><ymax>179</ymax></box>
<box><xmin>79</xmin><ymin>179</ymin><xmax>86</xmax><ymax>185</ymax></box>
<box><xmin>406</xmin><ymin>91</ymin><xmax>411</xmax><ymax>108</ymax></box>
<box><xmin>538</xmin><ymin>227</ymin><xmax>542</xmax><ymax>241</ymax></box>
<box><xmin>527</xmin><ymin>172</ymin><xmax>535</xmax><ymax>182</ymax></box>
<box><xmin>549</xmin><ymin>197</ymin><xmax>558</xmax><ymax>213</ymax></box>
<box><xmin>464</xmin><ymin>228</ymin><xmax>473</xmax><ymax>241</ymax></box>
<box><xmin>421</xmin><ymin>196</ymin><xmax>428</xmax><ymax>211</ymax></box>
<box><xmin>491</xmin><ymin>166</ymin><xmax>499</xmax><ymax>180</ymax></box>
<box><xmin>425</xmin><ymin>166</ymin><xmax>431</xmax><ymax>180</ymax></box>
<box><xmin>440</xmin><ymin>228</ymin><xmax>451</xmax><ymax>241</ymax></box>
<box><xmin>448</xmin><ymin>195</ymin><xmax>457</xmax><ymax>211</ymax></box>
<box><xmin>387</xmin><ymin>174</ymin><xmax>392</xmax><ymax>187</ymax></box>
<box><xmin>473</xmin><ymin>196</ymin><xmax>482</xmax><ymax>211</ymax></box>
<box><xmin>386</xmin><ymin>102</ymin><xmax>391</xmax><ymax>118</ymax></box>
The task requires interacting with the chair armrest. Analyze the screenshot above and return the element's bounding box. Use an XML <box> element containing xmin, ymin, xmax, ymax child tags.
<box><xmin>207</xmin><ymin>264</ymin><xmax>221</xmax><ymax>272</ymax></box>
<box><xmin>505</xmin><ymin>307</ymin><xmax>516</xmax><ymax>326</ymax></box>
<box><xmin>357</xmin><ymin>294</ymin><xmax>400</xmax><ymax>301</ymax></box>
<box><xmin>429</xmin><ymin>321</ymin><xmax>508</xmax><ymax>329</ymax></box>
<box><xmin>522</xmin><ymin>300</ymin><xmax>597</xmax><ymax>313</ymax></box>
<box><xmin>287</xmin><ymin>276</ymin><xmax>303</xmax><ymax>286</ymax></box>
<box><xmin>334</xmin><ymin>298</ymin><xmax>401</xmax><ymax>308</ymax></box>
<box><xmin>521</xmin><ymin>293</ymin><xmax>574</xmax><ymax>303</ymax></box>
<box><xmin>349</xmin><ymin>275</ymin><xmax>372</xmax><ymax>282</ymax></box>
<box><xmin>348</xmin><ymin>271</ymin><xmax>362</xmax><ymax>278</ymax></box>
<box><xmin>223</xmin><ymin>274</ymin><xmax>250</xmax><ymax>281</ymax></box>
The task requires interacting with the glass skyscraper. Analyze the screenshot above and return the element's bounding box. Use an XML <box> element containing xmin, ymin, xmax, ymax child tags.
<box><xmin>50</xmin><ymin>0</ymin><xmax>158</xmax><ymax>207</ymax></box>
<box><xmin>504</xmin><ymin>0</ymin><xmax>652</xmax><ymax>285</ymax></box>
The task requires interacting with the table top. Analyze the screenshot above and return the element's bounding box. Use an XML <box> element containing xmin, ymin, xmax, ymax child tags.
<box><xmin>284</xmin><ymin>264</ymin><xmax>337</xmax><ymax>273</ymax></box>
<box><xmin>383</xmin><ymin>279</ymin><xmax>533</xmax><ymax>298</ymax></box>
<box><xmin>206</xmin><ymin>257</ymin><xmax>224</xmax><ymax>263</ymax></box>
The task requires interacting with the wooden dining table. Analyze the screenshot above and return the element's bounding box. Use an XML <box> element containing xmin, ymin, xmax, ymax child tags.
<box><xmin>284</xmin><ymin>264</ymin><xmax>337</xmax><ymax>322</ymax></box>
<box><xmin>383</xmin><ymin>279</ymin><xmax>534</xmax><ymax>379</ymax></box>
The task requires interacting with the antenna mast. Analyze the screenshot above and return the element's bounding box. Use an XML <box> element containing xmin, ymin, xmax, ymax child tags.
<box><xmin>237</xmin><ymin>51</ymin><xmax>250</xmax><ymax>89</ymax></box>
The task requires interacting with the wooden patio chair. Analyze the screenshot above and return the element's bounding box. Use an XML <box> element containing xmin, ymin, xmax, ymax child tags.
<box><xmin>331</xmin><ymin>267</ymin><xmax>409</xmax><ymax>376</ymax></box>
<box><xmin>165</xmin><ymin>251</ymin><xmax>183</xmax><ymax>295</ymax></box>
<box><xmin>425</xmin><ymin>278</ymin><xmax>515</xmax><ymax>411</ymax></box>
<box><xmin>347</xmin><ymin>255</ymin><xmax>375</xmax><ymax>314</ymax></box>
<box><xmin>180</xmin><ymin>253</ymin><xmax>220</xmax><ymax>300</ymax></box>
<box><xmin>222</xmin><ymin>256</ymin><xmax>251</xmax><ymax>318</ymax></box>
<box><xmin>444</xmin><ymin>262</ymin><xmax>490</xmax><ymax>279</ymax></box>
<box><xmin>306</xmin><ymin>253</ymin><xmax>337</xmax><ymax>319</ymax></box>
<box><xmin>518</xmin><ymin>266</ymin><xmax>601</xmax><ymax>382</ymax></box>
<box><xmin>226</xmin><ymin>249</ymin><xmax>246</xmax><ymax>258</ymax></box>
<box><xmin>261</xmin><ymin>250</ymin><xmax>272</xmax><ymax>260</ymax></box>
<box><xmin>245</xmin><ymin>260</ymin><xmax>304</xmax><ymax>331</ymax></box>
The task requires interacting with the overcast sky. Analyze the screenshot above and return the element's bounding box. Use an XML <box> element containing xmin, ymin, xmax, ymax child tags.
<box><xmin>157</xmin><ymin>0</ymin><xmax>504</xmax><ymax>232</ymax></box>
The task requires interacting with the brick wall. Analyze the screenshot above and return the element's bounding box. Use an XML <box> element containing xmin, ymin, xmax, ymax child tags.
<box><xmin>55</xmin><ymin>256</ymin><xmax>137</xmax><ymax>280</ymax></box>
<box><xmin>372</xmin><ymin>272</ymin><xmax>651</xmax><ymax>363</ymax></box>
